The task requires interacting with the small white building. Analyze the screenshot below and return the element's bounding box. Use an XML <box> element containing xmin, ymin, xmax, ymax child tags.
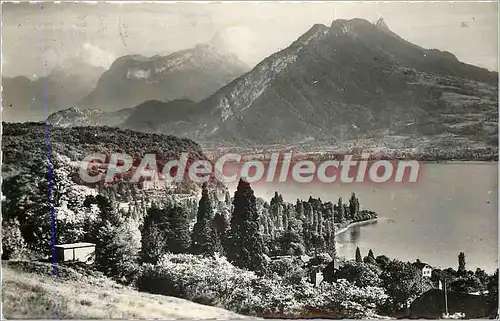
<box><xmin>55</xmin><ymin>242</ymin><xmax>96</xmax><ymax>265</ymax></box>
<box><xmin>413</xmin><ymin>260</ymin><xmax>433</xmax><ymax>278</ymax></box>
<box><xmin>421</xmin><ymin>265</ymin><xmax>433</xmax><ymax>277</ymax></box>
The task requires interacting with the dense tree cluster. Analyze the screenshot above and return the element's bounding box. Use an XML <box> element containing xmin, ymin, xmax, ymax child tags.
<box><xmin>250</xmin><ymin>191</ymin><xmax>376</xmax><ymax>260</ymax></box>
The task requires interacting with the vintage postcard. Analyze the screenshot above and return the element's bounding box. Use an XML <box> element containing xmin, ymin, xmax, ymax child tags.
<box><xmin>1</xmin><ymin>1</ymin><xmax>498</xmax><ymax>319</ymax></box>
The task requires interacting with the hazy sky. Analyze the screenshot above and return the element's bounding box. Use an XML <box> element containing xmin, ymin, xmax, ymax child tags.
<box><xmin>2</xmin><ymin>1</ymin><xmax>498</xmax><ymax>78</ymax></box>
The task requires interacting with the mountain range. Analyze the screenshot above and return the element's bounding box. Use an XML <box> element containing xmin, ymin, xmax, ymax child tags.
<box><xmin>48</xmin><ymin>18</ymin><xmax>498</xmax><ymax>154</ymax></box>
<box><xmin>2</xmin><ymin>60</ymin><xmax>105</xmax><ymax>123</ymax></box>
<box><xmin>3</xmin><ymin>42</ymin><xmax>249</xmax><ymax>123</ymax></box>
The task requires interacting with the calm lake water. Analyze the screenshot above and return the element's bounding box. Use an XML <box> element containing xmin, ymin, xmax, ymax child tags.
<box><xmin>227</xmin><ymin>163</ymin><xmax>498</xmax><ymax>273</ymax></box>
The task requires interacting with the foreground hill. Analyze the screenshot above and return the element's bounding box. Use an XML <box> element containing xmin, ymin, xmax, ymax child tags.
<box><xmin>2</xmin><ymin>260</ymin><xmax>250</xmax><ymax>319</ymax></box>
<box><xmin>78</xmin><ymin>44</ymin><xmax>249</xmax><ymax>112</ymax></box>
<box><xmin>118</xmin><ymin>18</ymin><xmax>497</xmax><ymax>155</ymax></box>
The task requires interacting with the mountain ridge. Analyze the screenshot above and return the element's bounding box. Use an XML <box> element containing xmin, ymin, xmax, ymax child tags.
<box><xmin>48</xmin><ymin>18</ymin><xmax>498</xmax><ymax>156</ymax></box>
<box><xmin>185</xmin><ymin>18</ymin><xmax>497</xmax><ymax>144</ymax></box>
<box><xmin>77</xmin><ymin>42</ymin><xmax>249</xmax><ymax>112</ymax></box>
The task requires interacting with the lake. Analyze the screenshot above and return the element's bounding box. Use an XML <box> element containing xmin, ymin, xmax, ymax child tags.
<box><xmin>227</xmin><ymin>163</ymin><xmax>498</xmax><ymax>273</ymax></box>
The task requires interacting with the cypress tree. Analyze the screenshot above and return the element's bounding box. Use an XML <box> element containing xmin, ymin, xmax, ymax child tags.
<box><xmin>229</xmin><ymin>178</ymin><xmax>266</xmax><ymax>274</ymax></box>
<box><xmin>165</xmin><ymin>204</ymin><xmax>191</xmax><ymax>254</ymax></box>
<box><xmin>324</xmin><ymin>217</ymin><xmax>336</xmax><ymax>259</ymax></box>
<box><xmin>364</xmin><ymin>249</ymin><xmax>376</xmax><ymax>264</ymax></box>
<box><xmin>343</xmin><ymin>204</ymin><xmax>350</xmax><ymax>221</ymax></box>
<box><xmin>355</xmin><ymin>247</ymin><xmax>362</xmax><ymax>263</ymax></box>
<box><xmin>191</xmin><ymin>183</ymin><xmax>218</xmax><ymax>256</ymax></box>
<box><xmin>262</xmin><ymin>215</ymin><xmax>269</xmax><ymax>235</ymax></box>
<box><xmin>96</xmin><ymin>194</ymin><xmax>120</xmax><ymax>226</ymax></box>
<box><xmin>349</xmin><ymin>192</ymin><xmax>360</xmax><ymax>221</ymax></box>
<box><xmin>317</xmin><ymin>209</ymin><xmax>323</xmax><ymax>235</ymax></box>
<box><xmin>282</xmin><ymin>204</ymin><xmax>290</xmax><ymax>231</ymax></box>
<box><xmin>303</xmin><ymin>201</ymin><xmax>312</xmax><ymax>220</ymax></box>
<box><xmin>337</xmin><ymin>197</ymin><xmax>346</xmax><ymax>223</ymax></box>
<box><xmin>317</xmin><ymin>210</ymin><xmax>325</xmax><ymax>251</ymax></box>
<box><xmin>302</xmin><ymin>201</ymin><xmax>314</xmax><ymax>252</ymax></box>
<box><xmin>458</xmin><ymin>252</ymin><xmax>466</xmax><ymax>275</ymax></box>
<box><xmin>296</xmin><ymin>199</ymin><xmax>304</xmax><ymax>220</ymax></box>
<box><xmin>213</xmin><ymin>211</ymin><xmax>230</xmax><ymax>255</ymax></box>
<box><xmin>279</xmin><ymin>226</ymin><xmax>304</xmax><ymax>256</ymax></box>
<box><xmin>140</xmin><ymin>206</ymin><xmax>169</xmax><ymax>264</ymax></box>
<box><xmin>275</xmin><ymin>203</ymin><xmax>284</xmax><ymax>231</ymax></box>
<box><xmin>310</xmin><ymin>207</ymin><xmax>317</xmax><ymax>230</ymax></box>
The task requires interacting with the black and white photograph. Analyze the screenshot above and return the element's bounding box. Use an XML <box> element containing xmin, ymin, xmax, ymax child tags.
<box><xmin>1</xmin><ymin>1</ymin><xmax>498</xmax><ymax>319</ymax></box>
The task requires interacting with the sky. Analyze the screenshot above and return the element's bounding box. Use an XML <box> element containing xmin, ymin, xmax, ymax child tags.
<box><xmin>2</xmin><ymin>1</ymin><xmax>498</xmax><ymax>78</ymax></box>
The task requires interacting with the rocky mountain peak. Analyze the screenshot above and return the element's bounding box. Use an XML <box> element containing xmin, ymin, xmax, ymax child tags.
<box><xmin>293</xmin><ymin>23</ymin><xmax>330</xmax><ymax>46</ymax></box>
<box><xmin>375</xmin><ymin>17</ymin><xmax>391</xmax><ymax>32</ymax></box>
<box><xmin>76</xmin><ymin>41</ymin><xmax>250</xmax><ymax>112</ymax></box>
<box><xmin>329</xmin><ymin>18</ymin><xmax>374</xmax><ymax>36</ymax></box>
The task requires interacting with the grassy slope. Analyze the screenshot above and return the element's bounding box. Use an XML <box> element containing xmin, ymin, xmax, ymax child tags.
<box><xmin>2</xmin><ymin>261</ymin><xmax>250</xmax><ymax>319</ymax></box>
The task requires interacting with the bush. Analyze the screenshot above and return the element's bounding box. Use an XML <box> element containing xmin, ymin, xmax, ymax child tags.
<box><xmin>266</xmin><ymin>257</ymin><xmax>306</xmax><ymax>284</ymax></box>
<box><xmin>380</xmin><ymin>259</ymin><xmax>433</xmax><ymax>310</ymax></box>
<box><xmin>302</xmin><ymin>279</ymin><xmax>388</xmax><ymax>318</ymax></box>
<box><xmin>334</xmin><ymin>261</ymin><xmax>383</xmax><ymax>288</ymax></box>
<box><xmin>2</xmin><ymin>219</ymin><xmax>28</xmax><ymax>260</ymax></box>
<box><xmin>137</xmin><ymin>253</ymin><xmax>258</xmax><ymax>309</ymax></box>
<box><xmin>136</xmin><ymin>253</ymin><xmax>388</xmax><ymax>318</ymax></box>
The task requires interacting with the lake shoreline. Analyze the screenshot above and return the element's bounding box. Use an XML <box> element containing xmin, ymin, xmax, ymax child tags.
<box><xmin>421</xmin><ymin>160</ymin><xmax>498</xmax><ymax>164</ymax></box>
<box><xmin>335</xmin><ymin>218</ymin><xmax>378</xmax><ymax>236</ymax></box>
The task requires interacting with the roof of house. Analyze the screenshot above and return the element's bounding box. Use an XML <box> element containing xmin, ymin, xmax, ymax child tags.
<box><xmin>55</xmin><ymin>242</ymin><xmax>96</xmax><ymax>249</ymax></box>
<box><xmin>412</xmin><ymin>261</ymin><xmax>432</xmax><ymax>270</ymax></box>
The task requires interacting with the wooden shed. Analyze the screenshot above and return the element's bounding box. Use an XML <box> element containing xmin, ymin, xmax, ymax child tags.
<box><xmin>55</xmin><ymin>242</ymin><xmax>96</xmax><ymax>264</ymax></box>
